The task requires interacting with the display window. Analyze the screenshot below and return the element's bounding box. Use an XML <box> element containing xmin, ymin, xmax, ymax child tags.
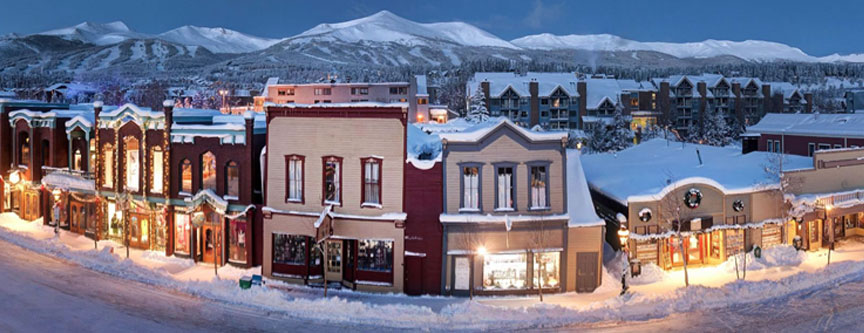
<box><xmin>532</xmin><ymin>252</ymin><xmax>560</xmax><ymax>289</ymax></box>
<box><xmin>175</xmin><ymin>213</ymin><xmax>191</xmax><ymax>255</ymax></box>
<box><xmin>202</xmin><ymin>152</ymin><xmax>217</xmax><ymax>191</ymax></box>
<box><xmin>482</xmin><ymin>253</ymin><xmax>527</xmax><ymax>290</ymax></box>
<box><xmin>228</xmin><ymin>218</ymin><xmax>247</xmax><ymax>264</ymax></box>
<box><xmin>107</xmin><ymin>202</ymin><xmax>123</xmax><ymax>237</ymax></box>
<box><xmin>125</xmin><ymin>137</ymin><xmax>140</xmax><ymax>192</ymax></box>
<box><xmin>273</xmin><ymin>233</ymin><xmax>307</xmax><ymax>265</ymax></box>
<box><xmin>358</xmin><ymin>240</ymin><xmax>393</xmax><ymax>272</ymax></box>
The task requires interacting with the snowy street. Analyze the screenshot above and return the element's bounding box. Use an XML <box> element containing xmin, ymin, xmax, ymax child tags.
<box><xmin>0</xmin><ymin>237</ymin><xmax>387</xmax><ymax>332</ymax></box>
<box><xmin>3</xmin><ymin>213</ymin><xmax>864</xmax><ymax>332</ymax></box>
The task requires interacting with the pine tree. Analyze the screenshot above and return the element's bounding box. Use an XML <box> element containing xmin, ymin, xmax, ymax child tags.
<box><xmin>589</xmin><ymin>105</ymin><xmax>634</xmax><ymax>152</ymax></box>
<box><xmin>466</xmin><ymin>85</ymin><xmax>489</xmax><ymax>124</ymax></box>
<box><xmin>696</xmin><ymin>108</ymin><xmax>733</xmax><ymax>146</ymax></box>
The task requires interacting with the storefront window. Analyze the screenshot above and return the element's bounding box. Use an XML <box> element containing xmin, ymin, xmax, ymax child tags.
<box><xmin>273</xmin><ymin>234</ymin><xmax>306</xmax><ymax>265</ymax></box>
<box><xmin>202</xmin><ymin>151</ymin><xmax>216</xmax><ymax>191</ymax></box>
<box><xmin>532</xmin><ymin>252</ymin><xmax>560</xmax><ymax>289</ymax></box>
<box><xmin>175</xmin><ymin>213</ymin><xmax>191</xmax><ymax>254</ymax></box>
<box><xmin>228</xmin><ymin>218</ymin><xmax>247</xmax><ymax>264</ymax></box>
<box><xmin>125</xmin><ymin>137</ymin><xmax>140</xmax><ymax>192</ymax></box>
<box><xmin>107</xmin><ymin>202</ymin><xmax>122</xmax><ymax>237</ymax></box>
<box><xmin>483</xmin><ymin>253</ymin><xmax>527</xmax><ymax>290</ymax></box>
<box><xmin>357</xmin><ymin>240</ymin><xmax>393</xmax><ymax>272</ymax></box>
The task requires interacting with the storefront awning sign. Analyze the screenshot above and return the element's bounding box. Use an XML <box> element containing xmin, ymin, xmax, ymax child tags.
<box><xmin>191</xmin><ymin>211</ymin><xmax>205</xmax><ymax>227</ymax></box>
<box><xmin>315</xmin><ymin>205</ymin><xmax>333</xmax><ymax>244</ymax></box>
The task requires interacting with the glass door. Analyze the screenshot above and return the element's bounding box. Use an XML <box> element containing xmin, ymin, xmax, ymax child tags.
<box><xmin>325</xmin><ymin>240</ymin><xmax>342</xmax><ymax>282</ymax></box>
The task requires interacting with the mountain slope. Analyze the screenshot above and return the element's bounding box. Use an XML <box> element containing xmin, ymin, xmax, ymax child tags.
<box><xmin>511</xmin><ymin>33</ymin><xmax>816</xmax><ymax>62</ymax></box>
<box><xmin>37</xmin><ymin>21</ymin><xmax>149</xmax><ymax>46</ymax></box>
<box><xmin>158</xmin><ymin>26</ymin><xmax>281</xmax><ymax>53</ymax></box>
<box><xmin>288</xmin><ymin>10</ymin><xmax>517</xmax><ymax>49</ymax></box>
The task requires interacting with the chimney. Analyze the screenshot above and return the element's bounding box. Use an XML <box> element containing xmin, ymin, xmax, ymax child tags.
<box><xmin>659</xmin><ymin>81</ymin><xmax>670</xmax><ymax>126</ymax></box>
<box><xmin>805</xmin><ymin>93</ymin><xmax>813</xmax><ymax>113</ymax></box>
<box><xmin>163</xmin><ymin>99</ymin><xmax>174</xmax><ymax>134</ymax></box>
<box><xmin>529</xmin><ymin>81</ymin><xmax>539</xmax><ymax>127</ymax></box>
<box><xmin>762</xmin><ymin>84</ymin><xmax>772</xmax><ymax>114</ymax></box>
<box><xmin>93</xmin><ymin>100</ymin><xmax>103</xmax><ymax>119</ymax></box>
<box><xmin>697</xmin><ymin>82</ymin><xmax>707</xmax><ymax>134</ymax></box>
<box><xmin>731</xmin><ymin>82</ymin><xmax>744</xmax><ymax>125</ymax></box>
<box><xmin>577</xmin><ymin>81</ymin><xmax>587</xmax><ymax>129</ymax></box>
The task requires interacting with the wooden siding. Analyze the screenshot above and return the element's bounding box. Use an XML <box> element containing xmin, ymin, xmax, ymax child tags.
<box><xmin>566</xmin><ymin>226</ymin><xmax>603</xmax><ymax>292</ymax></box>
<box><xmin>444</xmin><ymin>134</ymin><xmax>564</xmax><ymax>214</ymax></box>
<box><xmin>266</xmin><ymin>117</ymin><xmax>405</xmax><ymax>215</ymax></box>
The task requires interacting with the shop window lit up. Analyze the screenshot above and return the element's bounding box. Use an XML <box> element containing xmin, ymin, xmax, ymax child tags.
<box><xmin>482</xmin><ymin>253</ymin><xmax>527</xmax><ymax>290</ymax></box>
<box><xmin>532</xmin><ymin>252</ymin><xmax>560</xmax><ymax>289</ymax></box>
<box><xmin>228</xmin><ymin>218</ymin><xmax>247</xmax><ymax>264</ymax></box>
<box><xmin>175</xmin><ymin>213</ymin><xmax>191</xmax><ymax>255</ymax></box>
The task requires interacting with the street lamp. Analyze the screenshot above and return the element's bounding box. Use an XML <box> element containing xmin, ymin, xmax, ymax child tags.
<box><xmin>825</xmin><ymin>204</ymin><xmax>833</xmax><ymax>267</ymax></box>
<box><xmin>476</xmin><ymin>246</ymin><xmax>487</xmax><ymax>256</ymax></box>
<box><xmin>9</xmin><ymin>170</ymin><xmax>21</xmax><ymax>185</ymax></box>
<box><xmin>618</xmin><ymin>224</ymin><xmax>631</xmax><ymax>295</ymax></box>
<box><xmin>52</xmin><ymin>188</ymin><xmax>62</xmax><ymax>235</ymax></box>
<box><xmin>219</xmin><ymin>89</ymin><xmax>229</xmax><ymax>113</ymax></box>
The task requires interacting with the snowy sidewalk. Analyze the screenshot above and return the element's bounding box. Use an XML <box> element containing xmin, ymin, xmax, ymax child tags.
<box><xmin>3</xmin><ymin>212</ymin><xmax>864</xmax><ymax>330</ymax></box>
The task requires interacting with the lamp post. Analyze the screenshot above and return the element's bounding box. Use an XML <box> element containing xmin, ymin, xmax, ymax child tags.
<box><xmin>825</xmin><ymin>204</ymin><xmax>833</xmax><ymax>267</ymax></box>
<box><xmin>617</xmin><ymin>224</ymin><xmax>631</xmax><ymax>295</ymax></box>
<box><xmin>52</xmin><ymin>188</ymin><xmax>62</xmax><ymax>236</ymax></box>
<box><xmin>474</xmin><ymin>246</ymin><xmax>486</xmax><ymax>300</ymax></box>
<box><xmin>219</xmin><ymin>89</ymin><xmax>229</xmax><ymax>113</ymax></box>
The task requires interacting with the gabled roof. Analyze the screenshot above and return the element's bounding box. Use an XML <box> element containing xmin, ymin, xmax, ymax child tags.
<box><xmin>747</xmin><ymin>113</ymin><xmax>864</xmax><ymax>138</ymax></box>
<box><xmin>468</xmin><ymin>72</ymin><xmax>581</xmax><ymax>98</ymax></box>
<box><xmin>438</xmin><ymin>117</ymin><xmax>567</xmax><ymax>144</ymax></box>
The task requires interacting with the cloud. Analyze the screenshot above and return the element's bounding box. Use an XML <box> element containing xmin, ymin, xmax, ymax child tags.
<box><xmin>523</xmin><ymin>0</ymin><xmax>563</xmax><ymax>29</ymax></box>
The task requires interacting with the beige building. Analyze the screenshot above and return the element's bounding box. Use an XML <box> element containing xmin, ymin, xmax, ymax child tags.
<box><xmin>582</xmin><ymin>139</ymin><xmax>814</xmax><ymax>271</ymax></box>
<box><xmin>438</xmin><ymin>119</ymin><xmax>604</xmax><ymax>295</ymax></box>
<box><xmin>784</xmin><ymin>147</ymin><xmax>864</xmax><ymax>251</ymax></box>
<box><xmin>262</xmin><ymin>103</ymin><xmax>408</xmax><ymax>292</ymax></box>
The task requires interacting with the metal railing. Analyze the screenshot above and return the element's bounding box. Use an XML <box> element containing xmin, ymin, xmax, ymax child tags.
<box><xmin>41</xmin><ymin>166</ymin><xmax>95</xmax><ymax>180</ymax></box>
<box><xmin>817</xmin><ymin>190</ymin><xmax>864</xmax><ymax>207</ymax></box>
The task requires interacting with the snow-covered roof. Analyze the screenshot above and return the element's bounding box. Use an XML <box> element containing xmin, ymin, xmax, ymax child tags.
<box><xmin>44</xmin><ymin>82</ymin><xmax>97</xmax><ymax>93</ymax></box>
<box><xmin>41</xmin><ymin>172</ymin><xmax>95</xmax><ymax>191</ymax></box>
<box><xmin>765</xmin><ymin>82</ymin><xmax>804</xmax><ymax>100</ymax></box>
<box><xmin>406</xmin><ymin>124</ymin><xmax>441</xmax><ymax>170</ymax></box>
<box><xmin>438</xmin><ymin>117</ymin><xmax>567</xmax><ymax>143</ymax></box>
<box><xmin>468</xmin><ymin>72</ymin><xmax>581</xmax><ymax>97</ymax></box>
<box><xmin>581</xmin><ymin>139</ymin><xmax>812</xmax><ymax>205</ymax></box>
<box><xmin>583</xmin><ymin>77</ymin><xmax>651</xmax><ymax>109</ymax></box>
<box><xmin>747</xmin><ymin>113</ymin><xmax>864</xmax><ymax>138</ymax></box>
<box><xmin>264</xmin><ymin>101</ymin><xmax>409</xmax><ymax>109</ymax></box>
<box><xmin>566</xmin><ymin>149</ymin><xmax>605</xmax><ymax>227</ymax></box>
<box><xmin>261</xmin><ymin>77</ymin><xmax>280</xmax><ymax>98</ymax></box>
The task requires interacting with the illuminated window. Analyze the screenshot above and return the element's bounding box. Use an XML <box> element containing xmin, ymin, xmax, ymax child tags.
<box><xmin>322</xmin><ymin>156</ymin><xmax>342</xmax><ymax>205</ymax></box>
<box><xmin>530</xmin><ymin>165</ymin><xmax>548</xmax><ymax>209</ymax></box>
<box><xmin>151</xmin><ymin>146</ymin><xmax>163</xmax><ymax>194</ymax></box>
<box><xmin>180</xmin><ymin>159</ymin><xmax>192</xmax><ymax>194</ymax></box>
<box><xmin>103</xmin><ymin>144</ymin><xmax>114</xmax><ymax>188</ymax></box>
<box><xmin>124</xmin><ymin>137</ymin><xmax>140</xmax><ymax>192</ymax></box>
<box><xmin>19</xmin><ymin>135</ymin><xmax>29</xmax><ymax>166</ymax></box>
<box><xmin>201</xmin><ymin>151</ymin><xmax>216</xmax><ymax>191</ymax></box>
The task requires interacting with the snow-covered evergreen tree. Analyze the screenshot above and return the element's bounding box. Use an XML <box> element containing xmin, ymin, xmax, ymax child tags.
<box><xmin>700</xmin><ymin>108</ymin><xmax>732</xmax><ymax>146</ymax></box>
<box><xmin>588</xmin><ymin>105</ymin><xmax>634</xmax><ymax>152</ymax></box>
<box><xmin>466</xmin><ymin>85</ymin><xmax>489</xmax><ymax>124</ymax></box>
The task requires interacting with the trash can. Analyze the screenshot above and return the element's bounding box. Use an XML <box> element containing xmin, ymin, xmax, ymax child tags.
<box><xmin>239</xmin><ymin>277</ymin><xmax>252</xmax><ymax>289</ymax></box>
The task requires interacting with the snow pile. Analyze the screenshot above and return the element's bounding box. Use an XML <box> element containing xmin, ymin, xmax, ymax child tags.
<box><xmin>720</xmin><ymin>245</ymin><xmax>808</xmax><ymax>273</ymax></box>
<box><xmin>406</xmin><ymin>124</ymin><xmax>441</xmax><ymax>170</ymax></box>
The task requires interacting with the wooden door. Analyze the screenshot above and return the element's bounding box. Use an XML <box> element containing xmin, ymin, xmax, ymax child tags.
<box><xmin>202</xmin><ymin>224</ymin><xmax>221</xmax><ymax>265</ymax></box>
<box><xmin>342</xmin><ymin>240</ymin><xmax>355</xmax><ymax>283</ymax></box>
<box><xmin>576</xmin><ymin>252</ymin><xmax>599</xmax><ymax>293</ymax></box>
<box><xmin>404</xmin><ymin>255</ymin><xmax>423</xmax><ymax>295</ymax></box>
<box><xmin>325</xmin><ymin>240</ymin><xmax>342</xmax><ymax>282</ymax></box>
<box><xmin>129</xmin><ymin>213</ymin><xmax>150</xmax><ymax>249</ymax></box>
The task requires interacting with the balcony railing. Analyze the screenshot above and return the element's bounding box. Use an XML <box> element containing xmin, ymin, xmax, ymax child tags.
<box><xmin>42</xmin><ymin>166</ymin><xmax>95</xmax><ymax>180</ymax></box>
<box><xmin>817</xmin><ymin>190</ymin><xmax>864</xmax><ymax>208</ymax></box>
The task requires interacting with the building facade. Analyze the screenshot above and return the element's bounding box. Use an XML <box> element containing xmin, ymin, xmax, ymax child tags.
<box><xmin>745</xmin><ymin>113</ymin><xmax>864</xmax><ymax>157</ymax></box>
<box><xmin>438</xmin><ymin>120</ymin><xmax>604</xmax><ymax>295</ymax></box>
<box><xmin>262</xmin><ymin>104</ymin><xmax>410</xmax><ymax>292</ymax></box>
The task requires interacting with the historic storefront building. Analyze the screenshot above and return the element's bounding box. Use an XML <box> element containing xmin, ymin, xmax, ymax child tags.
<box><xmin>438</xmin><ymin>119</ymin><xmax>604</xmax><ymax>295</ymax></box>
<box><xmin>583</xmin><ymin>139</ymin><xmax>812</xmax><ymax>270</ymax></box>
<box><xmin>262</xmin><ymin>103</ymin><xmax>410</xmax><ymax>292</ymax></box>
<box><xmin>168</xmin><ymin>108</ymin><xmax>265</xmax><ymax>268</ymax></box>
<box><xmin>784</xmin><ymin>147</ymin><xmax>864</xmax><ymax>251</ymax></box>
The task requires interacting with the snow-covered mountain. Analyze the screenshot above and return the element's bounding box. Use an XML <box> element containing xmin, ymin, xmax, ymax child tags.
<box><xmin>37</xmin><ymin>21</ymin><xmax>148</xmax><ymax>46</ymax></box>
<box><xmin>511</xmin><ymin>33</ymin><xmax>818</xmax><ymax>63</ymax></box>
<box><xmin>158</xmin><ymin>26</ymin><xmax>281</xmax><ymax>54</ymax></box>
<box><xmin>288</xmin><ymin>10</ymin><xmax>517</xmax><ymax>49</ymax></box>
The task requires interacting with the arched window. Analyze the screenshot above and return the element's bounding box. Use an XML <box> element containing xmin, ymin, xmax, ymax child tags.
<box><xmin>180</xmin><ymin>159</ymin><xmax>192</xmax><ymax>194</ymax></box>
<box><xmin>201</xmin><ymin>152</ymin><xmax>216</xmax><ymax>191</ymax></box>
<box><xmin>18</xmin><ymin>133</ymin><xmax>29</xmax><ymax>166</ymax></box>
<box><xmin>225</xmin><ymin>161</ymin><xmax>239</xmax><ymax>198</ymax></box>
<box><xmin>74</xmin><ymin>149</ymin><xmax>82</xmax><ymax>171</ymax></box>
<box><xmin>124</xmin><ymin>137</ymin><xmax>140</xmax><ymax>192</ymax></box>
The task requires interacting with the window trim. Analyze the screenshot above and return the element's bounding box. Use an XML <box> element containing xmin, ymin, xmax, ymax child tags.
<box><xmin>285</xmin><ymin>155</ymin><xmax>305</xmax><ymax>204</ymax></box>
<box><xmin>103</xmin><ymin>143</ymin><xmax>114</xmax><ymax>190</ymax></box>
<box><xmin>458</xmin><ymin>162</ymin><xmax>484</xmax><ymax>213</ymax></box>
<box><xmin>492</xmin><ymin>162</ymin><xmax>517</xmax><ymax>212</ymax></box>
<box><xmin>321</xmin><ymin>156</ymin><xmax>343</xmax><ymax>206</ymax></box>
<box><xmin>360</xmin><ymin>157</ymin><xmax>383</xmax><ymax>208</ymax></box>
<box><xmin>527</xmin><ymin>160</ymin><xmax>552</xmax><ymax>211</ymax></box>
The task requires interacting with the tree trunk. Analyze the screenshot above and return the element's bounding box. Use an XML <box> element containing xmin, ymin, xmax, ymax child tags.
<box><xmin>734</xmin><ymin>254</ymin><xmax>740</xmax><ymax>280</ymax></box>
<box><xmin>679</xmin><ymin>236</ymin><xmax>689</xmax><ymax>287</ymax></box>
<box><xmin>742</xmin><ymin>251</ymin><xmax>747</xmax><ymax>280</ymax></box>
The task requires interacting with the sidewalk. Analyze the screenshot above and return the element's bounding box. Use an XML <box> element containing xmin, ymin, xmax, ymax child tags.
<box><xmin>2</xmin><ymin>211</ymin><xmax>864</xmax><ymax>330</ymax></box>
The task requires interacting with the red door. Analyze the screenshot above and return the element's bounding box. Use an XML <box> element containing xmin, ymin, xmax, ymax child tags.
<box><xmin>404</xmin><ymin>255</ymin><xmax>424</xmax><ymax>295</ymax></box>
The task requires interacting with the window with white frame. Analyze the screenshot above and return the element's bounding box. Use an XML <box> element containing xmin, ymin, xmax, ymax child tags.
<box><xmin>530</xmin><ymin>165</ymin><xmax>548</xmax><ymax>209</ymax></box>
<box><xmin>496</xmin><ymin>166</ymin><xmax>514</xmax><ymax>210</ymax></box>
<box><xmin>124</xmin><ymin>137</ymin><xmax>140</xmax><ymax>192</ymax></box>
<box><xmin>286</xmin><ymin>155</ymin><xmax>304</xmax><ymax>202</ymax></box>
<box><xmin>462</xmin><ymin>166</ymin><xmax>480</xmax><ymax>210</ymax></box>
<box><xmin>362</xmin><ymin>157</ymin><xmax>381</xmax><ymax>206</ymax></box>
<box><xmin>151</xmin><ymin>146</ymin><xmax>163</xmax><ymax>194</ymax></box>
<box><xmin>323</xmin><ymin>156</ymin><xmax>341</xmax><ymax>204</ymax></box>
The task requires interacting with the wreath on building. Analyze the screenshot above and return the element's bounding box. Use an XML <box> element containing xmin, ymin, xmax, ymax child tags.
<box><xmin>732</xmin><ymin>200</ymin><xmax>745</xmax><ymax>212</ymax></box>
<box><xmin>683</xmin><ymin>188</ymin><xmax>702</xmax><ymax>209</ymax></box>
<box><xmin>639</xmin><ymin>208</ymin><xmax>652</xmax><ymax>222</ymax></box>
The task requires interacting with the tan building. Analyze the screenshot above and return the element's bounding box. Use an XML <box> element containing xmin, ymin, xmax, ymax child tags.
<box><xmin>438</xmin><ymin>119</ymin><xmax>604</xmax><ymax>295</ymax></box>
<box><xmin>261</xmin><ymin>103</ymin><xmax>408</xmax><ymax>293</ymax></box>
<box><xmin>582</xmin><ymin>139</ymin><xmax>813</xmax><ymax>270</ymax></box>
<box><xmin>784</xmin><ymin>147</ymin><xmax>864</xmax><ymax>251</ymax></box>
